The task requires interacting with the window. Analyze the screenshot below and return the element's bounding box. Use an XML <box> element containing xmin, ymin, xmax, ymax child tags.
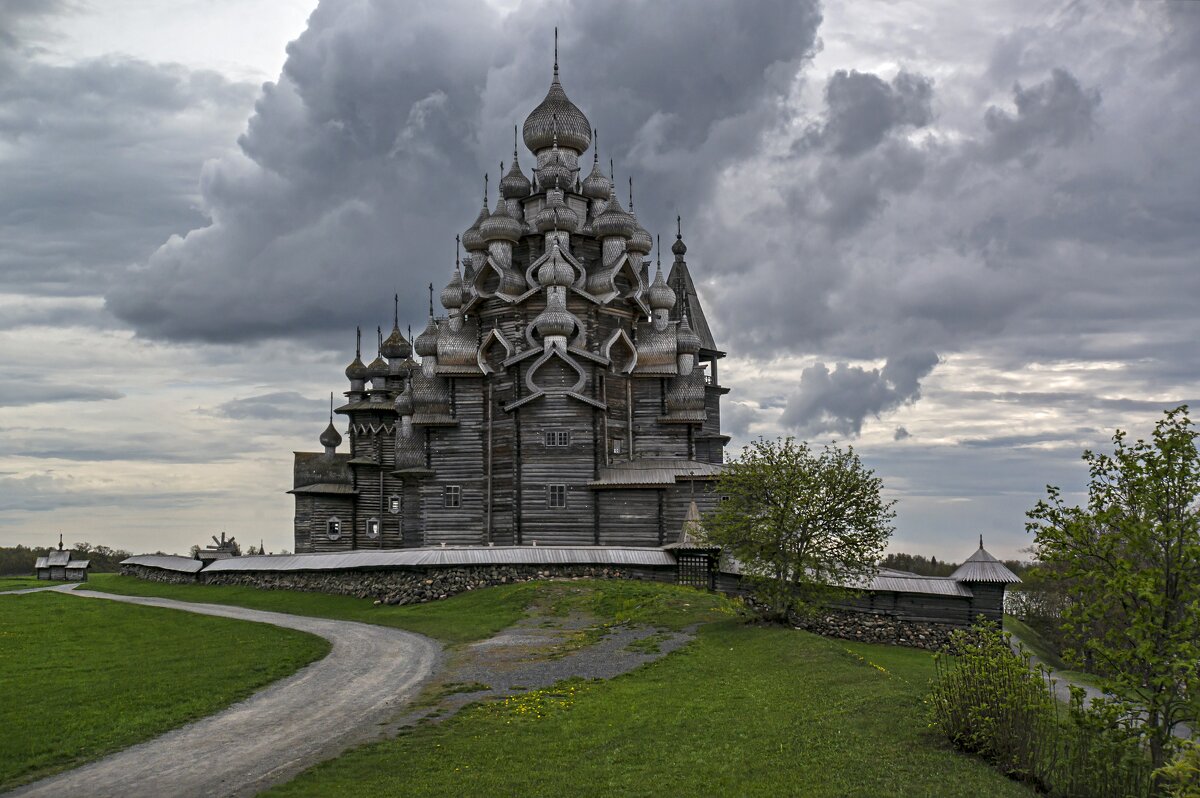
<box><xmin>388</xmin><ymin>494</ymin><xmax>401</xmax><ymax>515</ymax></box>
<box><xmin>326</xmin><ymin>517</ymin><xmax>342</xmax><ymax>541</ymax></box>
<box><xmin>611</xmin><ymin>438</ymin><xmax>623</xmax><ymax>455</ymax></box>
<box><xmin>365</xmin><ymin>518</ymin><xmax>380</xmax><ymax>539</ymax></box>
<box><xmin>444</xmin><ymin>485</ymin><xmax>461</xmax><ymax>509</ymax></box>
<box><xmin>545</xmin><ymin>430</ymin><xmax>571</xmax><ymax>447</ymax></box>
<box><xmin>547</xmin><ymin>483</ymin><xmax>567</xmax><ymax>508</ymax></box>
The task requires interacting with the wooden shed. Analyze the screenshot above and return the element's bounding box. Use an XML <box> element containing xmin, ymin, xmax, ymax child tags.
<box><xmin>34</xmin><ymin>537</ymin><xmax>90</xmax><ymax>581</ymax></box>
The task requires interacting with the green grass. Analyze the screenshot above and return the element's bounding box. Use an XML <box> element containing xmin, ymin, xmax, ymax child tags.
<box><xmin>0</xmin><ymin>576</ymin><xmax>62</xmax><ymax>592</ymax></box>
<box><xmin>84</xmin><ymin>575</ymin><xmax>735</xmax><ymax>646</ymax></box>
<box><xmin>0</xmin><ymin>592</ymin><xmax>330</xmax><ymax>790</ymax></box>
<box><xmin>265</xmin><ymin>618</ymin><xmax>1036</xmax><ymax>798</ymax></box>
<box><xmin>85</xmin><ymin>573</ymin><xmax>531</xmax><ymax>645</ymax></box>
<box><xmin>1003</xmin><ymin>615</ymin><xmax>1102</xmax><ymax>691</ymax></box>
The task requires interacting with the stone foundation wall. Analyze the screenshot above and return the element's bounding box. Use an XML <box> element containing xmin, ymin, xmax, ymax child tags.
<box><xmin>120</xmin><ymin>564</ymin><xmax>199</xmax><ymax>584</ymax></box>
<box><xmin>789</xmin><ymin>607</ymin><xmax>956</xmax><ymax>652</ymax></box>
<box><xmin>200</xmin><ymin>564</ymin><xmax>671</xmax><ymax>605</ymax></box>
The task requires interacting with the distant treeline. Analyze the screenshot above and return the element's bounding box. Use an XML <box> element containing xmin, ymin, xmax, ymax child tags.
<box><xmin>880</xmin><ymin>552</ymin><xmax>1034</xmax><ymax>578</ymax></box>
<box><xmin>0</xmin><ymin>542</ymin><xmax>133</xmax><ymax>575</ymax></box>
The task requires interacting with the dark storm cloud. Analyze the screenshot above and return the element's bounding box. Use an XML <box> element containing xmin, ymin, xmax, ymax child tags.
<box><xmin>982</xmin><ymin>68</ymin><xmax>1100</xmax><ymax>162</ymax></box>
<box><xmin>212</xmin><ymin>391</ymin><xmax>329</xmax><ymax>422</ymax></box>
<box><xmin>104</xmin><ymin>0</ymin><xmax>823</xmax><ymax>343</ymax></box>
<box><xmin>779</xmin><ymin>351</ymin><xmax>939</xmax><ymax>437</ymax></box>
<box><xmin>0</xmin><ymin>472</ymin><xmax>221</xmax><ymax>514</ymax></box>
<box><xmin>0</xmin><ymin>14</ymin><xmax>257</xmax><ymax>299</ymax></box>
<box><xmin>815</xmin><ymin>69</ymin><xmax>933</xmax><ymax>158</ymax></box>
<box><xmin>0</xmin><ymin>378</ymin><xmax>122</xmax><ymax>407</ymax></box>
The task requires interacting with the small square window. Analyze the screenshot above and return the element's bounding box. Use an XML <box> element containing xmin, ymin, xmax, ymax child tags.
<box><xmin>545</xmin><ymin>430</ymin><xmax>570</xmax><ymax>447</ymax></box>
<box><xmin>388</xmin><ymin>494</ymin><xmax>401</xmax><ymax>514</ymax></box>
<box><xmin>548</xmin><ymin>484</ymin><xmax>567</xmax><ymax>508</ymax></box>
<box><xmin>611</xmin><ymin>438</ymin><xmax>623</xmax><ymax>454</ymax></box>
<box><xmin>444</xmin><ymin>485</ymin><xmax>461</xmax><ymax>509</ymax></box>
<box><xmin>326</xmin><ymin>518</ymin><xmax>342</xmax><ymax>541</ymax></box>
<box><xmin>365</xmin><ymin>518</ymin><xmax>380</xmax><ymax>539</ymax></box>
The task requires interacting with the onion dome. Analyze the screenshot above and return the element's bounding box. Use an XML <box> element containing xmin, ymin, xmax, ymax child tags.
<box><xmin>345</xmin><ymin>354</ymin><xmax>369</xmax><ymax>381</ymax></box>
<box><xmin>414</xmin><ymin>317</ymin><xmax>440</xmax><ymax>358</ymax></box>
<box><xmin>381</xmin><ymin>326</ymin><xmax>411</xmax><ymax>359</ymax></box>
<box><xmin>393</xmin><ymin>382</ymin><xmax>414</xmax><ymax>417</ymax></box>
<box><xmin>440</xmin><ymin>268</ymin><xmax>464</xmax><ymax>311</ymax></box>
<box><xmin>627</xmin><ymin>216</ymin><xmax>652</xmax><ymax>257</ymax></box>
<box><xmin>535</xmin><ymin>188</ymin><xmax>580</xmax><ymax>233</ymax></box>
<box><xmin>672</xmin><ymin>216</ymin><xmax>687</xmax><ymax>258</ymax></box>
<box><xmin>462</xmin><ymin>203</ymin><xmax>489</xmax><ymax>252</ymax></box>
<box><xmin>593</xmin><ymin>186</ymin><xmax>634</xmax><ymax>239</ymax></box>
<box><xmin>647</xmin><ymin>267</ymin><xmax>676</xmax><ymax>311</ymax></box>
<box><xmin>500</xmin><ymin>130</ymin><xmax>532</xmax><ymax>198</ymax></box>
<box><xmin>537</xmin><ymin>241</ymin><xmax>575</xmax><ymax>288</ymax></box>
<box><xmin>480</xmin><ymin>200</ymin><xmax>522</xmax><ymax>243</ymax></box>
<box><xmin>523</xmin><ymin>52</ymin><xmax>591</xmax><ymax>154</ymax></box>
<box><xmin>582</xmin><ymin>132</ymin><xmax>610</xmax><ymax>200</ymax></box>
<box><xmin>319</xmin><ymin>421</ymin><xmax>342</xmax><ymax>449</ymax></box>
<box><xmin>676</xmin><ymin>311</ymin><xmax>701</xmax><ymax>354</ymax></box>
<box><xmin>626</xmin><ymin>180</ymin><xmax>652</xmax><ymax>256</ymax></box>
<box><xmin>366</xmin><ymin>352</ymin><xmax>389</xmax><ymax>380</ymax></box>
<box><xmin>533</xmin><ymin>292</ymin><xmax>575</xmax><ymax>338</ymax></box>
<box><xmin>345</xmin><ymin>327</ymin><xmax>369</xmax><ymax>381</ymax></box>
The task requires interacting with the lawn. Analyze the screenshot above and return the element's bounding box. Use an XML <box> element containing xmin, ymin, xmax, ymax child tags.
<box><xmin>1003</xmin><ymin>614</ymin><xmax>1102</xmax><ymax>691</ymax></box>
<box><xmin>0</xmin><ymin>591</ymin><xmax>330</xmax><ymax>790</ymax></box>
<box><xmin>85</xmin><ymin>573</ymin><xmax>532</xmax><ymax>645</ymax></box>
<box><xmin>0</xmin><ymin>576</ymin><xmax>63</xmax><ymax>592</ymax></box>
<box><xmin>79</xmin><ymin>574</ymin><xmax>1037</xmax><ymax>796</ymax></box>
<box><xmin>266</xmin><ymin>619</ymin><xmax>1036</xmax><ymax>798</ymax></box>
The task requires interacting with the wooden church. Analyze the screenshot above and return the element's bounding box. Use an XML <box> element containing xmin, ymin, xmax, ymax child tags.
<box><xmin>291</xmin><ymin>45</ymin><xmax>728</xmax><ymax>553</ymax></box>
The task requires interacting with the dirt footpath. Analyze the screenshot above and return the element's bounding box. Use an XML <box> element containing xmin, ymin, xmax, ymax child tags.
<box><xmin>8</xmin><ymin>591</ymin><xmax>440</xmax><ymax>798</ymax></box>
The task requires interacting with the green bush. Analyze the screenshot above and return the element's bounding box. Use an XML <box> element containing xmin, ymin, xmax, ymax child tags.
<box><xmin>929</xmin><ymin>621</ymin><xmax>1155</xmax><ymax>797</ymax></box>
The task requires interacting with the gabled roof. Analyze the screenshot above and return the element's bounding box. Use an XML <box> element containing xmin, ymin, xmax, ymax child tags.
<box><xmin>950</xmin><ymin>540</ymin><xmax>1022</xmax><ymax>584</ymax></box>
<box><xmin>46</xmin><ymin>550</ymin><xmax>71</xmax><ymax>567</ymax></box>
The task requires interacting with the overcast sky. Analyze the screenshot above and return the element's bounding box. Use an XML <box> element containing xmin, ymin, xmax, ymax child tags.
<box><xmin>2</xmin><ymin>0</ymin><xmax>1197</xmax><ymax>560</ymax></box>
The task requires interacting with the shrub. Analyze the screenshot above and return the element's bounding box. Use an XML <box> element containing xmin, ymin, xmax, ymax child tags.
<box><xmin>929</xmin><ymin>621</ymin><xmax>1155</xmax><ymax>797</ymax></box>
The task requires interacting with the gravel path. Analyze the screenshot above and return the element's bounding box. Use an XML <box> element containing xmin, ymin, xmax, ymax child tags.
<box><xmin>7</xmin><ymin>590</ymin><xmax>440</xmax><ymax>798</ymax></box>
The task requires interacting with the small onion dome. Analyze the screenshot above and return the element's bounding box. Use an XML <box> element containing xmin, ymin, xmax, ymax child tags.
<box><xmin>534</xmin><ymin>188</ymin><xmax>579</xmax><ymax>233</ymax></box>
<box><xmin>462</xmin><ymin>204</ymin><xmax>489</xmax><ymax>252</ymax></box>
<box><xmin>538</xmin><ymin>146</ymin><xmax>573</xmax><ymax>192</ymax></box>
<box><xmin>593</xmin><ymin>187</ymin><xmax>634</xmax><ymax>239</ymax></box>
<box><xmin>523</xmin><ymin>72</ymin><xmax>592</xmax><ymax>154</ymax></box>
<box><xmin>440</xmin><ymin>268</ymin><xmax>464</xmax><ymax>310</ymax></box>
<box><xmin>345</xmin><ymin>354</ymin><xmax>369</xmax><ymax>382</ymax></box>
<box><xmin>393</xmin><ymin>383</ymin><xmax>414</xmax><ymax>416</ymax></box>
<box><xmin>480</xmin><ymin>201</ymin><xmax>522</xmax><ymax>243</ymax></box>
<box><xmin>500</xmin><ymin>158</ymin><xmax>531</xmax><ymax>199</ymax></box>
<box><xmin>676</xmin><ymin>312</ymin><xmax>701</xmax><ymax>354</ymax></box>
<box><xmin>537</xmin><ymin>242</ymin><xmax>575</xmax><ymax>288</ymax></box>
<box><xmin>627</xmin><ymin>215</ymin><xmax>653</xmax><ymax>258</ymax></box>
<box><xmin>319</xmin><ymin>421</ymin><xmax>342</xmax><ymax>449</ymax></box>
<box><xmin>672</xmin><ymin>233</ymin><xmax>687</xmax><ymax>258</ymax></box>
<box><xmin>381</xmin><ymin>325</ymin><xmax>411</xmax><ymax>359</ymax></box>
<box><xmin>414</xmin><ymin>317</ymin><xmax>440</xmax><ymax>358</ymax></box>
<box><xmin>533</xmin><ymin>293</ymin><xmax>576</xmax><ymax>338</ymax></box>
<box><xmin>582</xmin><ymin>157</ymin><xmax>611</xmax><ymax>201</ymax></box>
<box><xmin>647</xmin><ymin>267</ymin><xmax>677</xmax><ymax>311</ymax></box>
<box><xmin>366</xmin><ymin>353</ymin><xmax>389</xmax><ymax>379</ymax></box>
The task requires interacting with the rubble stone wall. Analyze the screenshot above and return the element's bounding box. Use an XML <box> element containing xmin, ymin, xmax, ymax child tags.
<box><xmin>120</xmin><ymin>564</ymin><xmax>199</xmax><ymax>584</ymax></box>
<box><xmin>789</xmin><ymin>607</ymin><xmax>956</xmax><ymax>652</ymax></box>
<box><xmin>199</xmin><ymin>564</ymin><xmax>673</xmax><ymax>605</ymax></box>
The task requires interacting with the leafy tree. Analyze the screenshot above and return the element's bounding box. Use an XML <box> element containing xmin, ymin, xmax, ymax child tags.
<box><xmin>703</xmin><ymin>437</ymin><xmax>895</xmax><ymax>620</ymax></box>
<box><xmin>1027</xmin><ymin>405</ymin><xmax>1200</xmax><ymax>769</ymax></box>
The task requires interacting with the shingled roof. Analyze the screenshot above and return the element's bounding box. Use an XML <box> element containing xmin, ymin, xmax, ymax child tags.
<box><xmin>950</xmin><ymin>538</ymin><xmax>1022</xmax><ymax>584</ymax></box>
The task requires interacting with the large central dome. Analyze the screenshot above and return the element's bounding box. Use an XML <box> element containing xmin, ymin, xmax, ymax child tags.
<box><xmin>522</xmin><ymin>63</ymin><xmax>592</xmax><ymax>154</ymax></box>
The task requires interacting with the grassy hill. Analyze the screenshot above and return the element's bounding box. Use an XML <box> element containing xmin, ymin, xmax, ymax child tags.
<box><xmin>87</xmin><ymin>574</ymin><xmax>1035</xmax><ymax>797</ymax></box>
<box><xmin>0</xmin><ymin>591</ymin><xmax>328</xmax><ymax>790</ymax></box>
